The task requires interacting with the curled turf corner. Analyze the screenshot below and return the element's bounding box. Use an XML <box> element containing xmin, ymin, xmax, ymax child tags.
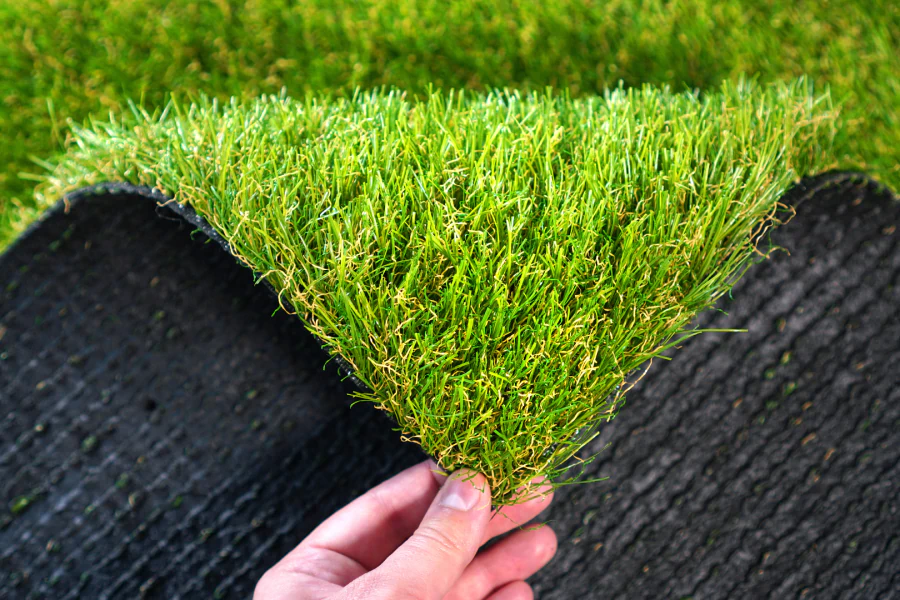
<box><xmin>38</xmin><ymin>79</ymin><xmax>840</xmax><ymax>505</ymax></box>
<box><xmin>64</xmin><ymin>181</ymin><xmax>371</xmax><ymax>392</ymax></box>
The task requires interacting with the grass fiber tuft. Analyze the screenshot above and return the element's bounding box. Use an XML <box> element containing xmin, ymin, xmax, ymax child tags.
<box><xmin>40</xmin><ymin>79</ymin><xmax>837</xmax><ymax>504</ymax></box>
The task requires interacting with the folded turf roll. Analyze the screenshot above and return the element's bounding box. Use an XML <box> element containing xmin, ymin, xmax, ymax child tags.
<box><xmin>38</xmin><ymin>79</ymin><xmax>839</xmax><ymax>504</ymax></box>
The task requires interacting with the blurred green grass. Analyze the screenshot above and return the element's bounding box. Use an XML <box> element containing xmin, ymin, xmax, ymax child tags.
<box><xmin>1</xmin><ymin>0</ymin><xmax>898</xmax><ymax>248</ymax></box>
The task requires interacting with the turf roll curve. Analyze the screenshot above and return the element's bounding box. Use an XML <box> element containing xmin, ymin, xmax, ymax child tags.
<box><xmin>40</xmin><ymin>79</ymin><xmax>838</xmax><ymax>504</ymax></box>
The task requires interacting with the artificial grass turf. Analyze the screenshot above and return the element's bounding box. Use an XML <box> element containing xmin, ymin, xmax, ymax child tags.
<box><xmin>39</xmin><ymin>79</ymin><xmax>838</xmax><ymax>504</ymax></box>
<box><xmin>1</xmin><ymin>0</ymin><xmax>898</xmax><ymax>250</ymax></box>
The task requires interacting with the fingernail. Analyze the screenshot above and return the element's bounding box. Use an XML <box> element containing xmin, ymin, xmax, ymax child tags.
<box><xmin>439</xmin><ymin>471</ymin><xmax>484</xmax><ymax>512</ymax></box>
<box><xmin>425</xmin><ymin>459</ymin><xmax>448</xmax><ymax>487</ymax></box>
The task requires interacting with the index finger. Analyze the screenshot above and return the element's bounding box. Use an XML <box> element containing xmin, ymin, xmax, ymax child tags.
<box><xmin>298</xmin><ymin>459</ymin><xmax>443</xmax><ymax>570</ymax></box>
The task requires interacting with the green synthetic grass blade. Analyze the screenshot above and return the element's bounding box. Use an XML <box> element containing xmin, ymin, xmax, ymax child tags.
<box><xmin>39</xmin><ymin>79</ymin><xmax>836</xmax><ymax>504</ymax></box>
<box><xmin>1</xmin><ymin>0</ymin><xmax>898</xmax><ymax>249</ymax></box>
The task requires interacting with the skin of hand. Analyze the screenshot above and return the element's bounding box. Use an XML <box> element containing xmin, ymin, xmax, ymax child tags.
<box><xmin>254</xmin><ymin>459</ymin><xmax>557</xmax><ymax>600</ymax></box>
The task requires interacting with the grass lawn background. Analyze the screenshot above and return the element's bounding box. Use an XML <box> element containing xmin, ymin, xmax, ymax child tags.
<box><xmin>1</xmin><ymin>0</ymin><xmax>898</xmax><ymax>249</ymax></box>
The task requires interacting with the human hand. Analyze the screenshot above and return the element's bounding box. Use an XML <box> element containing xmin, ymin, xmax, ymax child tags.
<box><xmin>254</xmin><ymin>459</ymin><xmax>557</xmax><ymax>600</ymax></box>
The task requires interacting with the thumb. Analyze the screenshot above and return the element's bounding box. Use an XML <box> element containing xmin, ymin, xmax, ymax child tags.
<box><xmin>343</xmin><ymin>469</ymin><xmax>493</xmax><ymax>600</ymax></box>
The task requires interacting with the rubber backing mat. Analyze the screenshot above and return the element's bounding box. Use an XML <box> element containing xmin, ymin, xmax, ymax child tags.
<box><xmin>1</xmin><ymin>177</ymin><xmax>897</xmax><ymax>598</ymax></box>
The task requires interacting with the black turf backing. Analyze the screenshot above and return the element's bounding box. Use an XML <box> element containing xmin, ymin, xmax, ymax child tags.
<box><xmin>0</xmin><ymin>176</ymin><xmax>897</xmax><ymax>599</ymax></box>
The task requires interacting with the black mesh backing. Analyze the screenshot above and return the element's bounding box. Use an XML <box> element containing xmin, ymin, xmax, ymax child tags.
<box><xmin>1</xmin><ymin>177</ymin><xmax>897</xmax><ymax>599</ymax></box>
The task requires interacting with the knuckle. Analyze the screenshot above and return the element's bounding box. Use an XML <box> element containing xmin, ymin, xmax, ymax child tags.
<box><xmin>360</xmin><ymin>571</ymin><xmax>429</xmax><ymax>600</ymax></box>
<box><xmin>413</xmin><ymin>523</ymin><xmax>468</xmax><ymax>557</ymax></box>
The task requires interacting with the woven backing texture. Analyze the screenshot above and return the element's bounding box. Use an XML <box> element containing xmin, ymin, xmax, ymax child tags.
<box><xmin>1</xmin><ymin>178</ymin><xmax>897</xmax><ymax>599</ymax></box>
<box><xmin>0</xmin><ymin>193</ymin><xmax>426</xmax><ymax>599</ymax></box>
<box><xmin>533</xmin><ymin>177</ymin><xmax>899</xmax><ymax>600</ymax></box>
